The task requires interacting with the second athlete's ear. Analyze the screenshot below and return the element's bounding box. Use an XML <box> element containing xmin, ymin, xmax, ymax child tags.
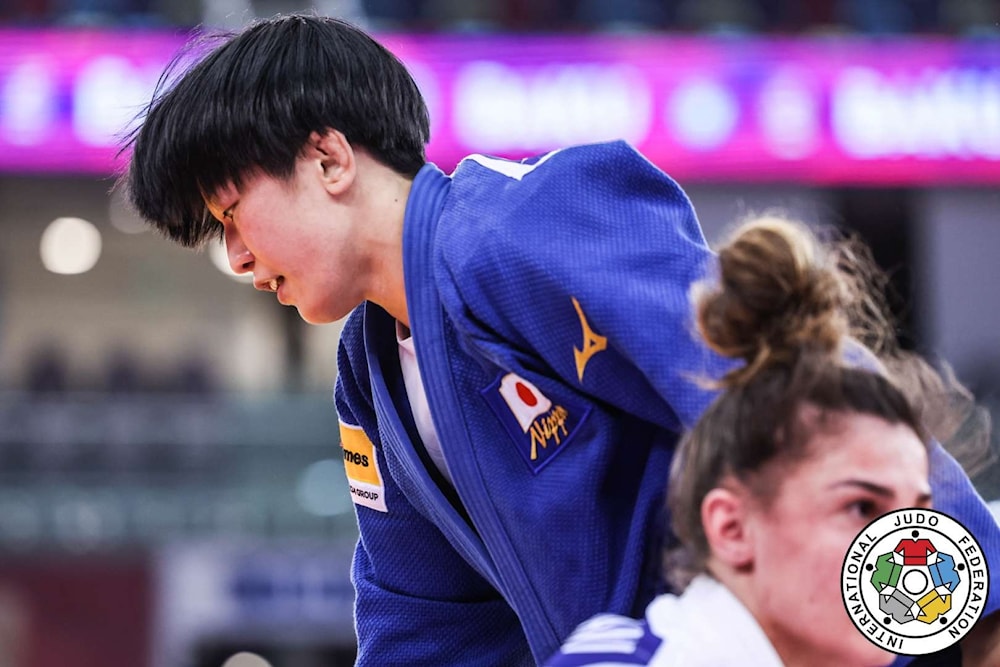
<box><xmin>309</xmin><ymin>129</ymin><xmax>355</xmax><ymax>194</ymax></box>
<box><xmin>701</xmin><ymin>485</ymin><xmax>755</xmax><ymax>570</ymax></box>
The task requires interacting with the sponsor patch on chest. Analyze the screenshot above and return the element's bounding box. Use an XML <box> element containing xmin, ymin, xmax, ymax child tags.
<box><xmin>338</xmin><ymin>421</ymin><xmax>387</xmax><ymax>512</ymax></box>
<box><xmin>480</xmin><ymin>372</ymin><xmax>590</xmax><ymax>473</ymax></box>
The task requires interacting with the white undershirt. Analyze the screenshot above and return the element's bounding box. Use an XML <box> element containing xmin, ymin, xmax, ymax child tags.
<box><xmin>396</xmin><ymin>321</ymin><xmax>453</xmax><ymax>486</ymax></box>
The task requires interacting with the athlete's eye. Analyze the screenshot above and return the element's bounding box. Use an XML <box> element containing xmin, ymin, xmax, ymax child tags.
<box><xmin>848</xmin><ymin>499</ymin><xmax>878</xmax><ymax>520</ymax></box>
<box><xmin>222</xmin><ymin>206</ymin><xmax>235</xmax><ymax>221</ymax></box>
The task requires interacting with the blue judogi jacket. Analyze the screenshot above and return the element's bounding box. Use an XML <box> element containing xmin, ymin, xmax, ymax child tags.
<box><xmin>334</xmin><ymin>142</ymin><xmax>1000</xmax><ymax>666</ymax></box>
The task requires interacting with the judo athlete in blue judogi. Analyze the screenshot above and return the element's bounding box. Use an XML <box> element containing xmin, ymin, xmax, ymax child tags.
<box><xmin>121</xmin><ymin>15</ymin><xmax>1000</xmax><ymax>666</ymax></box>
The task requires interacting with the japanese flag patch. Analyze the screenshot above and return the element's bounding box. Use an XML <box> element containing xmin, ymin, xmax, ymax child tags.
<box><xmin>481</xmin><ymin>372</ymin><xmax>590</xmax><ymax>473</ymax></box>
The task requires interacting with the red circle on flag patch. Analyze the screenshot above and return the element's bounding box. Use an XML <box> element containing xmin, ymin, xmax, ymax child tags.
<box><xmin>516</xmin><ymin>382</ymin><xmax>537</xmax><ymax>406</ymax></box>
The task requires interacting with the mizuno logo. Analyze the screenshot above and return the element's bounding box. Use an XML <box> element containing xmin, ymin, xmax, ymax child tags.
<box><xmin>572</xmin><ymin>297</ymin><xmax>607</xmax><ymax>383</ymax></box>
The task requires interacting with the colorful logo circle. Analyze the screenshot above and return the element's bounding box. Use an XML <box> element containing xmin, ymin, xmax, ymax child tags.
<box><xmin>841</xmin><ymin>508</ymin><xmax>989</xmax><ymax>655</ymax></box>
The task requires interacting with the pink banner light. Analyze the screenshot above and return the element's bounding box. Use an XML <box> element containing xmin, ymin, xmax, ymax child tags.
<box><xmin>1</xmin><ymin>29</ymin><xmax>999</xmax><ymax>183</ymax></box>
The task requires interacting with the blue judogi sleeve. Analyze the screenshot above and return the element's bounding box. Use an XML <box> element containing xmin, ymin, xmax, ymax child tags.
<box><xmin>436</xmin><ymin>144</ymin><xmax>726</xmax><ymax>433</ymax></box>
<box><xmin>435</xmin><ymin>142</ymin><xmax>1000</xmax><ymax>619</ymax></box>
<box><xmin>335</xmin><ymin>312</ymin><xmax>533</xmax><ymax>666</ymax></box>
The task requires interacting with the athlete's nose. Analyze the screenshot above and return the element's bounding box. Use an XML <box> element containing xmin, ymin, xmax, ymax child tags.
<box><xmin>226</xmin><ymin>229</ymin><xmax>254</xmax><ymax>274</ymax></box>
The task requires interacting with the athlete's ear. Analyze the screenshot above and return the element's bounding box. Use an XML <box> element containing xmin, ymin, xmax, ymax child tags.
<box><xmin>308</xmin><ymin>129</ymin><xmax>355</xmax><ymax>196</ymax></box>
<box><xmin>701</xmin><ymin>484</ymin><xmax>755</xmax><ymax>569</ymax></box>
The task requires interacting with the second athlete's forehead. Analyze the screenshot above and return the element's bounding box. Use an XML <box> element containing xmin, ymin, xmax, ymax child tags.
<box><xmin>795</xmin><ymin>412</ymin><xmax>927</xmax><ymax>481</ymax></box>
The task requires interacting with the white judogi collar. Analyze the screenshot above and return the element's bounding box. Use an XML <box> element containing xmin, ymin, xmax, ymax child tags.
<box><xmin>644</xmin><ymin>575</ymin><xmax>784</xmax><ymax>666</ymax></box>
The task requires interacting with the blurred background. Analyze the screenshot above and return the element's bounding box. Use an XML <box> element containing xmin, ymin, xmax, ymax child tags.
<box><xmin>1</xmin><ymin>0</ymin><xmax>1000</xmax><ymax>665</ymax></box>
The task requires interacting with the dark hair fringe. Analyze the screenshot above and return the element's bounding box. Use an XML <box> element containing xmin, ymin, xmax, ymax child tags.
<box><xmin>117</xmin><ymin>14</ymin><xmax>430</xmax><ymax>248</ymax></box>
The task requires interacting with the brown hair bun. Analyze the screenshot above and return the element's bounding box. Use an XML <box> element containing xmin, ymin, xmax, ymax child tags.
<box><xmin>693</xmin><ymin>217</ymin><xmax>849</xmax><ymax>388</ymax></box>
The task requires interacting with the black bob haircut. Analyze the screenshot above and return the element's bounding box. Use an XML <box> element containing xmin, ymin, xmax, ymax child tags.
<box><xmin>119</xmin><ymin>14</ymin><xmax>430</xmax><ymax>247</ymax></box>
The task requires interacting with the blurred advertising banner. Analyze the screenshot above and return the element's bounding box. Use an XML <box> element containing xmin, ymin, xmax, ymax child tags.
<box><xmin>152</xmin><ymin>539</ymin><xmax>357</xmax><ymax>667</ymax></box>
<box><xmin>1</xmin><ymin>29</ymin><xmax>1000</xmax><ymax>183</ymax></box>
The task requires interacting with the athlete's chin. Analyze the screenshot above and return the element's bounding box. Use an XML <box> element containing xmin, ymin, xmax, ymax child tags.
<box><xmin>296</xmin><ymin>307</ymin><xmax>330</xmax><ymax>325</ymax></box>
<box><xmin>295</xmin><ymin>303</ymin><xmax>353</xmax><ymax>325</ymax></box>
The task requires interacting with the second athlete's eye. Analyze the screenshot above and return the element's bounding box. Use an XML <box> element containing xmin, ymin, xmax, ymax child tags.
<box><xmin>222</xmin><ymin>206</ymin><xmax>235</xmax><ymax>221</ymax></box>
<box><xmin>848</xmin><ymin>499</ymin><xmax>878</xmax><ymax>520</ymax></box>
